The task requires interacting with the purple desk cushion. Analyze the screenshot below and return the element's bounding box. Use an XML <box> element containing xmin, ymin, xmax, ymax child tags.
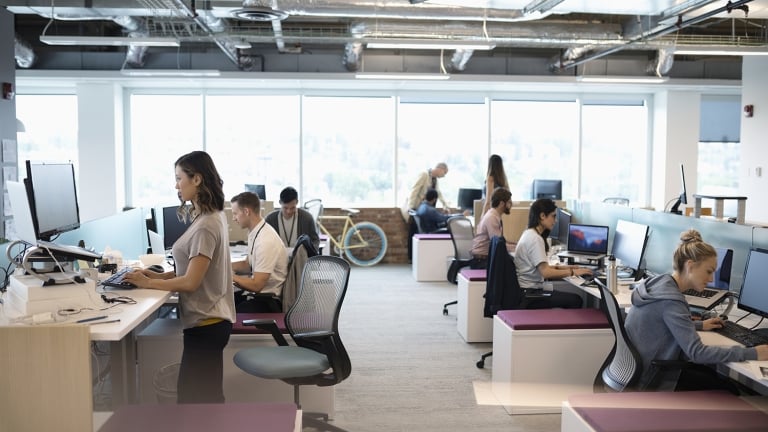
<box><xmin>497</xmin><ymin>308</ymin><xmax>609</xmax><ymax>330</ymax></box>
<box><xmin>459</xmin><ymin>268</ymin><xmax>487</xmax><ymax>281</ymax></box>
<box><xmin>569</xmin><ymin>390</ymin><xmax>768</xmax><ymax>432</ymax></box>
<box><xmin>99</xmin><ymin>402</ymin><xmax>298</xmax><ymax>432</ymax></box>
<box><xmin>413</xmin><ymin>233</ymin><xmax>452</xmax><ymax>240</ymax></box>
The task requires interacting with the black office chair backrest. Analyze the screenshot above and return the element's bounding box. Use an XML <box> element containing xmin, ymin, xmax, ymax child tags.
<box><xmin>447</xmin><ymin>216</ymin><xmax>473</xmax><ymax>261</ymax></box>
<box><xmin>408</xmin><ymin>209</ymin><xmax>425</xmax><ymax>234</ymax></box>
<box><xmin>483</xmin><ymin>235</ymin><xmax>526</xmax><ymax>317</ymax></box>
<box><xmin>287</xmin><ymin>255</ymin><xmax>352</xmax><ymax>384</ymax></box>
<box><xmin>282</xmin><ymin>234</ymin><xmax>320</xmax><ymax>312</ymax></box>
<box><xmin>594</xmin><ymin>278</ymin><xmax>643</xmax><ymax>392</ymax></box>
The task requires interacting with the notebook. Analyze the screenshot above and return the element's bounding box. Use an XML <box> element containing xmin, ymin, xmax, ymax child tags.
<box><xmin>558</xmin><ymin>223</ymin><xmax>609</xmax><ymax>261</ymax></box>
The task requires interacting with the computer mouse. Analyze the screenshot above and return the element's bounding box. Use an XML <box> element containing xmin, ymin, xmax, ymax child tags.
<box><xmin>147</xmin><ymin>264</ymin><xmax>165</xmax><ymax>273</ymax></box>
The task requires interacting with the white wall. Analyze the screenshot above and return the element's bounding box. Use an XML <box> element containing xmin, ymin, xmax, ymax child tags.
<box><xmin>651</xmin><ymin>91</ymin><xmax>701</xmax><ymax>212</ymax></box>
<box><xmin>740</xmin><ymin>57</ymin><xmax>768</xmax><ymax>224</ymax></box>
<box><xmin>76</xmin><ymin>83</ymin><xmax>123</xmax><ymax>221</ymax></box>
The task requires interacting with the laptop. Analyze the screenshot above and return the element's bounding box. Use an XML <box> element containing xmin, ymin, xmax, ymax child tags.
<box><xmin>683</xmin><ymin>247</ymin><xmax>733</xmax><ymax>310</ymax></box>
<box><xmin>558</xmin><ymin>223</ymin><xmax>609</xmax><ymax>262</ymax></box>
<box><xmin>148</xmin><ymin>229</ymin><xmax>166</xmax><ymax>255</ymax></box>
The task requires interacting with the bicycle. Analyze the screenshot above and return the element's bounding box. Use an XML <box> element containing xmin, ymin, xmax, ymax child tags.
<box><xmin>316</xmin><ymin>208</ymin><xmax>388</xmax><ymax>266</ymax></box>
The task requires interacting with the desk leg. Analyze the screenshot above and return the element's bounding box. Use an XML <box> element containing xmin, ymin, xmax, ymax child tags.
<box><xmin>737</xmin><ymin>199</ymin><xmax>746</xmax><ymax>224</ymax></box>
<box><xmin>694</xmin><ymin>196</ymin><xmax>702</xmax><ymax>218</ymax></box>
<box><xmin>713</xmin><ymin>199</ymin><xmax>725</xmax><ymax>220</ymax></box>
<box><xmin>110</xmin><ymin>332</ymin><xmax>137</xmax><ymax>408</ymax></box>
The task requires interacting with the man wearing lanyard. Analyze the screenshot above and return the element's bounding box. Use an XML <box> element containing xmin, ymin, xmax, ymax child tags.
<box><xmin>265</xmin><ymin>186</ymin><xmax>320</xmax><ymax>251</ymax></box>
<box><xmin>230</xmin><ymin>191</ymin><xmax>288</xmax><ymax>312</ymax></box>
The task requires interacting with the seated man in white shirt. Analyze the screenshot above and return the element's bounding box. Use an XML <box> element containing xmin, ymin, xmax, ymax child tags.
<box><xmin>230</xmin><ymin>191</ymin><xmax>289</xmax><ymax>313</ymax></box>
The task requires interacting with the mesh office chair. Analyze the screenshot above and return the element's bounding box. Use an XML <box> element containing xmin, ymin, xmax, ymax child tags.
<box><xmin>443</xmin><ymin>216</ymin><xmax>474</xmax><ymax>315</ymax></box>
<box><xmin>303</xmin><ymin>198</ymin><xmax>324</xmax><ymax>233</ymax></box>
<box><xmin>593</xmin><ymin>279</ymin><xmax>687</xmax><ymax>392</ymax></box>
<box><xmin>408</xmin><ymin>209</ymin><xmax>425</xmax><ymax>234</ymax></box>
<box><xmin>233</xmin><ymin>255</ymin><xmax>351</xmax><ymax>432</ymax></box>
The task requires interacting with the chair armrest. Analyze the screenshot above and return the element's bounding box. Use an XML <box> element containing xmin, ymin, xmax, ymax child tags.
<box><xmin>651</xmin><ymin>359</ymin><xmax>690</xmax><ymax>369</ymax></box>
<box><xmin>241</xmin><ymin>319</ymin><xmax>289</xmax><ymax>346</ymax></box>
<box><xmin>292</xmin><ymin>330</ymin><xmax>334</xmax><ymax>340</ymax></box>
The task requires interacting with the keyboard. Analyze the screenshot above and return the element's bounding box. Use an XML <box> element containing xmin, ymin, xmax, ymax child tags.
<box><xmin>683</xmin><ymin>288</ymin><xmax>718</xmax><ymax>298</ymax></box>
<box><xmin>101</xmin><ymin>267</ymin><xmax>136</xmax><ymax>289</ymax></box>
<box><xmin>714</xmin><ymin>321</ymin><xmax>768</xmax><ymax>347</ymax></box>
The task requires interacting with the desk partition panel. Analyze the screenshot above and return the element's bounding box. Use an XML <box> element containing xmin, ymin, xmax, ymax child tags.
<box><xmin>57</xmin><ymin>207</ymin><xmax>149</xmax><ymax>260</ymax></box>
<box><xmin>574</xmin><ymin>202</ymin><xmax>761</xmax><ymax>295</ymax></box>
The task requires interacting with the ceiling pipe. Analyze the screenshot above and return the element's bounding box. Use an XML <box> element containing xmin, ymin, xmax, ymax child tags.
<box><xmin>14</xmin><ymin>33</ymin><xmax>36</xmax><ymax>68</ymax></box>
<box><xmin>647</xmin><ymin>48</ymin><xmax>675</xmax><ymax>77</ymax></box>
<box><xmin>448</xmin><ymin>49</ymin><xmax>474</xmax><ymax>72</ymax></box>
<box><xmin>556</xmin><ymin>0</ymin><xmax>755</xmax><ymax>70</ymax></box>
<box><xmin>343</xmin><ymin>23</ymin><xmax>365</xmax><ymax>72</ymax></box>
<box><xmin>112</xmin><ymin>16</ymin><xmax>149</xmax><ymax>67</ymax></box>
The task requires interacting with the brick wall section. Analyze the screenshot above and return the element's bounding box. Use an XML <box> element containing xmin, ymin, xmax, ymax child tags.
<box><xmin>320</xmin><ymin>208</ymin><xmax>410</xmax><ymax>264</ymax></box>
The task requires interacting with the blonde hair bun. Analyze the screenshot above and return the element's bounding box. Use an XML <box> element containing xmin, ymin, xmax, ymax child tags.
<box><xmin>679</xmin><ymin>229</ymin><xmax>703</xmax><ymax>244</ymax></box>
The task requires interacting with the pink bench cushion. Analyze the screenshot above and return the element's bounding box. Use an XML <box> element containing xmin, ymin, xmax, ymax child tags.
<box><xmin>459</xmin><ymin>268</ymin><xmax>487</xmax><ymax>281</ymax></box>
<box><xmin>413</xmin><ymin>233</ymin><xmax>452</xmax><ymax>240</ymax></box>
<box><xmin>569</xmin><ymin>390</ymin><xmax>768</xmax><ymax>431</ymax></box>
<box><xmin>497</xmin><ymin>308</ymin><xmax>609</xmax><ymax>330</ymax></box>
<box><xmin>232</xmin><ymin>313</ymin><xmax>288</xmax><ymax>335</ymax></box>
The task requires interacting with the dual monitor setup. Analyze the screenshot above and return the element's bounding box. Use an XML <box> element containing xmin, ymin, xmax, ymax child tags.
<box><xmin>456</xmin><ymin>179</ymin><xmax>563</xmax><ymax>213</ymax></box>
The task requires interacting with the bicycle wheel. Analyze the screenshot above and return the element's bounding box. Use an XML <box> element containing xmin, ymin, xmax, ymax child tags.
<box><xmin>343</xmin><ymin>222</ymin><xmax>388</xmax><ymax>266</ymax></box>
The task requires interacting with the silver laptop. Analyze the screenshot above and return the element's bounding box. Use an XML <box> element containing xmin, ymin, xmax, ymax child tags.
<box><xmin>683</xmin><ymin>247</ymin><xmax>733</xmax><ymax>310</ymax></box>
<box><xmin>148</xmin><ymin>229</ymin><xmax>165</xmax><ymax>255</ymax></box>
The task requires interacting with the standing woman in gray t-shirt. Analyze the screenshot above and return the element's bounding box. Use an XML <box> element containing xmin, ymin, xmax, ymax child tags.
<box><xmin>125</xmin><ymin>150</ymin><xmax>235</xmax><ymax>403</ymax></box>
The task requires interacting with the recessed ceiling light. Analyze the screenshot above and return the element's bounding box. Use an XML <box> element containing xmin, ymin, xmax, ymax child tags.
<box><xmin>355</xmin><ymin>73</ymin><xmax>450</xmax><ymax>80</ymax></box>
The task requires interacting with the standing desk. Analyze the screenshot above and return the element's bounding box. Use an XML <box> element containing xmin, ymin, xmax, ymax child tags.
<box><xmin>89</xmin><ymin>287</ymin><xmax>172</xmax><ymax>407</ymax></box>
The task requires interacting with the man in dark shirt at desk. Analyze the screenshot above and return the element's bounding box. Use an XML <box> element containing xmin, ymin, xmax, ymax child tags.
<box><xmin>416</xmin><ymin>188</ymin><xmax>469</xmax><ymax>233</ymax></box>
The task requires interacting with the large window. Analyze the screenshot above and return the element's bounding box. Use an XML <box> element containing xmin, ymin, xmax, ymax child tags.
<box><xmin>205</xmin><ymin>94</ymin><xmax>301</xmax><ymax>203</ymax></box>
<box><xmin>490</xmin><ymin>100</ymin><xmax>578</xmax><ymax>201</ymax></box>
<box><xmin>16</xmin><ymin>94</ymin><xmax>79</xmax><ymax>175</ymax></box>
<box><xmin>580</xmin><ymin>101</ymin><xmax>648</xmax><ymax>204</ymax></box>
<box><xmin>302</xmin><ymin>96</ymin><xmax>395</xmax><ymax>207</ymax></box>
<box><xmin>128</xmin><ymin>94</ymin><xmax>203</xmax><ymax>207</ymax></box>
<box><xmin>397</xmin><ymin>99</ymin><xmax>488</xmax><ymax>209</ymax></box>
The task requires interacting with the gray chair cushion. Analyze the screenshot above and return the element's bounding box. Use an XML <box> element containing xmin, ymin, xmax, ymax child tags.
<box><xmin>233</xmin><ymin>346</ymin><xmax>330</xmax><ymax>379</ymax></box>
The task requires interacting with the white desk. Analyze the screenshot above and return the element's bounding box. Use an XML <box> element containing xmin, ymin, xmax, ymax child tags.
<box><xmin>90</xmin><ymin>287</ymin><xmax>172</xmax><ymax>407</ymax></box>
<box><xmin>566</xmin><ymin>278</ymin><xmax>633</xmax><ymax>308</ymax></box>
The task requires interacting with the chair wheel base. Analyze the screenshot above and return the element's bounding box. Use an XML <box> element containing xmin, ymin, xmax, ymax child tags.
<box><xmin>476</xmin><ymin>360</ymin><xmax>485</xmax><ymax>369</ymax></box>
<box><xmin>442</xmin><ymin>308</ymin><xmax>448</xmax><ymax>316</ymax></box>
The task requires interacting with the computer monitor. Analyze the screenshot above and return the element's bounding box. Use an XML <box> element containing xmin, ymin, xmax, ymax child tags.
<box><xmin>566</xmin><ymin>223</ymin><xmax>609</xmax><ymax>255</ymax></box>
<box><xmin>531</xmin><ymin>179</ymin><xmax>562</xmax><ymax>200</ymax></box>
<box><xmin>549</xmin><ymin>207</ymin><xmax>571</xmax><ymax>244</ymax></box>
<box><xmin>24</xmin><ymin>161</ymin><xmax>81</xmax><ymax>242</ymax></box>
<box><xmin>160</xmin><ymin>205</ymin><xmax>191</xmax><ymax>250</ymax></box>
<box><xmin>611</xmin><ymin>220</ymin><xmax>650</xmax><ymax>280</ymax></box>
<box><xmin>669</xmin><ymin>163</ymin><xmax>688</xmax><ymax>215</ymax></box>
<box><xmin>736</xmin><ymin>248</ymin><xmax>768</xmax><ymax>321</ymax></box>
<box><xmin>457</xmin><ymin>188</ymin><xmax>482</xmax><ymax>213</ymax></box>
<box><xmin>244</xmin><ymin>184</ymin><xmax>266</xmax><ymax>200</ymax></box>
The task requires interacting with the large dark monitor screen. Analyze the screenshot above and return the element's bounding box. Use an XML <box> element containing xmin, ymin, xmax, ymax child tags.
<box><xmin>244</xmin><ymin>184</ymin><xmax>266</xmax><ymax>200</ymax></box>
<box><xmin>567</xmin><ymin>223</ymin><xmax>609</xmax><ymax>255</ymax></box>
<box><xmin>611</xmin><ymin>220</ymin><xmax>650</xmax><ymax>280</ymax></box>
<box><xmin>737</xmin><ymin>248</ymin><xmax>768</xmax><ymax>320</ymax></box>
<box><xmin>24</xmin><ymin>161</ymin><xmax>80</xmax><ymax>241</ymax></box>
<box><xmin>531</xmin><ymin>179</ymin><xmax>562</xmax><ymax>200</ymax></box>
<box><xmin>549</xmin><ymin>207</ymin><xmax>571</xmax><ymax>244</ymax></box>
<box><xmin>161</xmin><ymin>205</ymin><xmax>191</xmax><ymax>250</ymax></box>
<box><xmin>457</xmin><ymin>188</ymin><xmax>482</xmax><ymax>212</ymax></box>
<box><xmin>669</xmin><ymin>163</ymin><xmax>688</xmax><ymax>214</ymax></box>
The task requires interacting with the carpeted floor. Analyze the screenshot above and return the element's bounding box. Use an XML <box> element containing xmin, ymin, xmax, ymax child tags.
<box><xmin>320</xmin><ymin>264</ymin><xmax>561</xmax><ymax>432</ymax></box>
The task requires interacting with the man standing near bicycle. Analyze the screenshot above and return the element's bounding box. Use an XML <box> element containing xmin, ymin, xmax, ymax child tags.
<box><xmin>401</xmin><ymin>162</ymin><xmax>452</xmax><ymax>261</ymax></box>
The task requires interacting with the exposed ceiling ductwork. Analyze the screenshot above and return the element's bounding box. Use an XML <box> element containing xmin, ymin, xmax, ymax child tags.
<box><xmin>6</xmin><ymin>0</ymin><xmax>768</xmax><ymax>76</ymax></box>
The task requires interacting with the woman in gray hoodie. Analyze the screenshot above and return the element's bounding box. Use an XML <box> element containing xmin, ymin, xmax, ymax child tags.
<box><xmin>624</xmin><ymin>229</ymin><xmax>768</xmax><ymax>391</ymax></box>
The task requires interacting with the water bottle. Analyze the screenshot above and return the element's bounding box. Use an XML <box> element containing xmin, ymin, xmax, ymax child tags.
<box><xmin>606</xmin><ymin>255</ymin><xmax>618</xmax><ymax>294</ymax></box>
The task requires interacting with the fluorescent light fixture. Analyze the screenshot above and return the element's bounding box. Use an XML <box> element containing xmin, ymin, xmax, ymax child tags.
<box><xmin>672</xmin><ymin>46</ymin><xmax>768</xmax><ymax>56</ymax></box>
<box><xmin>366</xmin><ymin>40</ymin><xmax>496</xmax><ymax>51</ymax></box>
<box><xmin>121</xmin><ymin>69</ymin><xmax>221</xmax><ymax>77</ymax></box>
<box><xmin>355</xmin><ymin>73</ymin><xmax>450</xmax><ymax>80</ymax></box>
<box><xmin>578</xmin><ymin>76</ymin><xmax>668</xmax><ymax>84</ymax></box>
<box><xmin>523</xmin><ymin>0</ymin><xmax>565</xmax><ymax>14</ymax></box>
<box><xmin>40</xmin><ymin>35</ymin><xmax>180</xmax><ymax>47</ymax></box>
<box><xmin>234</xmin><ymin>40</ymin><xmax>252</xmax><ymax>49</ymax></box>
